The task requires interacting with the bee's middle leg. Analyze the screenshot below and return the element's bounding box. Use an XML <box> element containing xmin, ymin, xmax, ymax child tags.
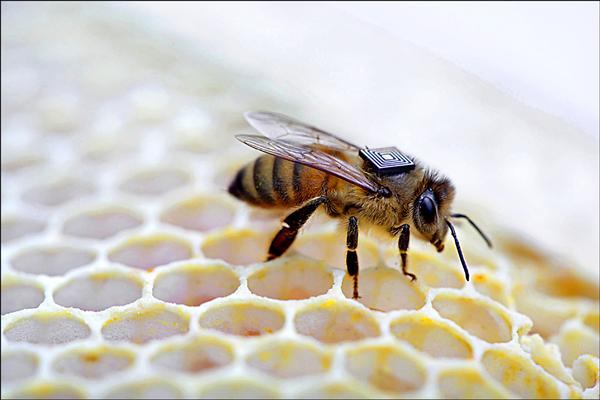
<box><xmin>346</xmin><ymin>216</ymin><xmax>360</xmax><ymax>300</ymax></box>
<box><xmin>398</xmin><ymin>224</ymin><xmax>417</xmax><ymax>281</ymax></box>
<box><xmin>267</xmin><ymin>196</ymin><xmax>327</xmax><ymax>261</ymax></box>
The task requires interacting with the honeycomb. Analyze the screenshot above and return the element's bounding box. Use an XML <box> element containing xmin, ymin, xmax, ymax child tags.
<box><xmin>2</xmin><ymin>3</ymin><xmax>599</xmax><ymax>399</ymax></box>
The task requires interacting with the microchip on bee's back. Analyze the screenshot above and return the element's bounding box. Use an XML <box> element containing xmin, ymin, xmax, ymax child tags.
<box><xmin>359</xmin><ymin>147</ymin><xmax>415</xmax><ymax>174</ymax></box>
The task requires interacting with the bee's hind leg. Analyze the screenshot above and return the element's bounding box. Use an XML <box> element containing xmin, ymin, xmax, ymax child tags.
<box><xmin>266</xmin><ymin>196</ymin><xmax>327</xmax><ymax>261</ymax></box>
<box><xmin>346</xmin><ymin>216</ymin><xmax>360</xmax><ymax>300</ymax></box>
<box><xmin>398</xmin><ymin>224</ymin><xmax>417</xmax><ymax>281</ymax></box>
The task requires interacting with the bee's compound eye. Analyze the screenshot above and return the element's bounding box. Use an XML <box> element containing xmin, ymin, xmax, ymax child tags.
<box><xmin>419</xmin><ymin>196</ymin><xmax>436</xmax><ymax>224</ymax></box>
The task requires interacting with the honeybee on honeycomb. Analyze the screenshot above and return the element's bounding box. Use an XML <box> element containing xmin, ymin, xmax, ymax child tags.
<box><xmin>229</xmin><ymin>111</ymin><xmax>491</xmax><ymax>299</ymax></box>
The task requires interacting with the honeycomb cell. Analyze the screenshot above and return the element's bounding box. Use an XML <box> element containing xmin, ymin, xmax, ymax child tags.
<box><xmin>295</xmin><ymin>382</ymin><xmax>370</xmax><ymax>399</ymax></box>
<box><xmin>1</xmin><ymin>154</ymin><xmax>44</xmax><ymax>174</ymax></box>
<box><xmin>160</xmin><ymin>195</ymin><xmax>236</xmax><ymax>232</ymax></box>
<box><xmin>437</xmin><ymin>367</ymin><xmax>510</xmax><ymax>399</ymax></box>
<box><xmin>105</xmin><ymin>378</ymin><xmax>184</xmax><ymax>399</ymax></box>
<box><xmin>4</xmin><ymin>313</ymin><xmax>91</xmax><ymax>345</ymax></box>
<box><xmin>1</xmin><ymin>351</ymin><xmax>39</xmax><ymax>384</ymax></box>
<box><xmin>1</xmin><ymin>216</ymin><xmax>45</xmax><ymax>243</ymax></box>
<box><xmin>201</xmin><ymin>229</ymin><xmax>270</xmax><ymax>265</ymax></box>
<box><xmin>383</xmin><ymin>250</ymin><xmax>464</xmax><ymax>289</ymax></box>
<box><xmin>345</xmin><ymin>344</ymin><xmax>426</xmax><ymax>394</ymax></box>
<box><xmin>21</xmin><ymin>178</ymin><xmax>95</xmax><ymax>207</ymax></box>
<box><xmin>1</xmin><ymin>281</ymin><xmax>45</xmax><ymax>315</ymax></box>
<box><xmin>554</xmin><ymin>325</ymin><xmax>599</xmax><ymax>366</ymax></box>
<box><xmin>101</xmin><ymin>305</ymin><xmax>189</xmax><ymax>344</ymax></box>
<box><xmin>341</xmin><ymin>267</ymin><xmax>426</xmax><ymax>312</ymax></box>
<box><xmin>246</xmin><ymin>340</ymin><xmax>331</xmax><ymax>379</ymax></box>
<box><xmin>198</xmin><ymin>379</ymin><xmax>280</xmax><ymax>399</ymax></box>
<box><xmin>432</xmin><ymin>293</ymin><xmax>512</xmax><ymax>343</ymax></box>
<box><xmin>572</xmin><ymin>355</ymin><xmax>599</xmax><ymax>390</ymax></box>
<box><xmin>150</xmin><ymin>336</ymin><xmax>234</xmax><ymax>374</ymax></box>
<box><xmin>108</xmin><ymin>234</ymin><xmax>193</xmax><ymax>271</ymax></box>
<box><xmin>472</xmin><ymin>272</ymin><xmax>512</xmax><ymax>307</ymax></box>
<box><xmin>513</xmin><ymin>284</ymin><xmax>579</xmax><ymax>338</ymax></box>
<box><xmin>482</xmin><ymin>348</ymin><xmax>561</xmax><ymax>399</ymax></box>
<box><xmin>38</xmin><ymin>93</ymin><xmax>82</xmax><ymax>133</ymax></box>
<box><xmin>52</xmin><ymin>346</ymin><xmax>135</xmax><ymax>379</ymax></box>
<box><xmin>10</xmin><ymin>245</ymin><xmax>96</xmax><ymax>276</ymax></box>
<box><xmin>295</xmin><ymin>232</ymin><xmax>380</xmax><ymax>270</ymax></box>
<box><xmin>62</xmin><ymin>206</ymin><xmax>143</xmax><ymax>239</ymax></box>
<box><xmin>583</xmin><ymin>311</ymin><xmax>600</xmax><ymax>334</ymax></box>
<box><xmin>520</xmin><ymin>334</ymin><xmax>577</xmax><ymax>386</ymax></box>
<box><xmin>294</xmin><ymin>300</ymin><xmax>380</xmax><ymax>344</ymax></box>
<box><xmin>119</xmin><ymin>167</ymin><xmax>190</xmax><ymax>196</ymax></box>
<box><xmin>153</xmin><ymin>263</ymin><xmax>239</xmax><ymax>306</ymax></box>
<box><xmin>247</xmin><ymin>208</ymin><xmax>285</xmax><ymax>232</ymax></box>
<box><xmin>535</xmin><ymin>268</ymin><xmax>600</xmax><ymax>301</ymax></box>
<box><xmin>8</xmin><ymin>382</ymin><xmax>86</xmax><ymax>399</ymax></box>
<box><xmin>247</xmin><ymin>257</ymin><xmax>333</xmax><ymax>300</ymax></box>
<box><xmin>389</xmin><ymin>314</ymin><xmax>473</xmax><ymax>358</ymax></box>
<box><xmin>198</xmin><ymin>301</ymin><xmax>285</xmax><ymax>337</ymax></box>
<box><xmin>53</xmin><ymin>271</ymin><xmax>143</xmax><ymax>311</ymax></box>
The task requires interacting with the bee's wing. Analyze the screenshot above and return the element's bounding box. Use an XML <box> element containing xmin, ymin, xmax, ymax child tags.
<box><xmin>244</xmin><ymin>111</ymin><xmax>361</xmax><ymax>151</ymax></box>
<box><xmin>236</xmin><ymin>134</ymin><xmax>379</xmax><ymax>193</ymax></box>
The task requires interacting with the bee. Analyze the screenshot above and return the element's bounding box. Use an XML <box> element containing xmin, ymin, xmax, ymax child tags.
<box><xmin>229</xmin><ymin>111</ymin><xmax>492</xmax><ymax>299</ymax></box>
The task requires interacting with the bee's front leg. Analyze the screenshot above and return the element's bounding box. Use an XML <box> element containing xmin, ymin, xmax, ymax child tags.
<box><xmin>346</xmin><ymin>216</ymin><xmax>360</xmax><ymax>300</ymax></box>
<box><xmin>398</xmin><ymin>224</ymin><xmax>417</xmax><ymax>281</ymax></box>
<box><xmin>267</xmin><ymin>196</ymin><xmax>327</xmax><ymax>261</ymax></box>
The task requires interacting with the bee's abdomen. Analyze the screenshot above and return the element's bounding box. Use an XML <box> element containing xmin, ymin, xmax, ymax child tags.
<box><xmin>228</xmin><ymin>156</ymin><xmax>327</xmax><ymax>208</ymax></box>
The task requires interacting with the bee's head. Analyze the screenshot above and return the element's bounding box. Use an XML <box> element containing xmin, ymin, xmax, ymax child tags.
<box><xmin>412</xmin><ymin>172</ymin><xmax>455</xmax><ymax>251</ymax></box>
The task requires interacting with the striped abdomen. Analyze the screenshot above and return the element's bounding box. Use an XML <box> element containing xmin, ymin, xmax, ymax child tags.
<box><xmin>228</xmin><ymin>155</ymin><xmax>333</xmax><ymax>208</ymax></box>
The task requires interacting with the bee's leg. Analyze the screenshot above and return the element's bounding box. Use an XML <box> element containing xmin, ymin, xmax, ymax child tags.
<box><xmin>267</xmin><ymin>196</ymin><xmax>327</xmax><ymax>261</ymax></box>
<box><xmin>346</xmin><ymin>216</ymin><xmax>360</xmax><ymax>300</ymax></box>
<box><xmin>398</xmin><ymin>224</ymin><xmax>417</xmax><ymax>281</ymax></box>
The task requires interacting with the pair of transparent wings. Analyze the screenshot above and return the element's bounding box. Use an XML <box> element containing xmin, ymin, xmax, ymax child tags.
<box><xmin>237</xmin><ymin>111</ymin><xmax>380</xmax><ymax>193</ymax></box>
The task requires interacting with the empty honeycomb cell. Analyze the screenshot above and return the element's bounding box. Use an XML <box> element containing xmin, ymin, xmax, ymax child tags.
<box><xmin>62</xmin><ymin>206</ymin><xmax>143</xmax><ymax>239</ymax></box>
<box><xmin>341</xmin><ymin>267</ymin><xmax>426</xmax><ymax>312</ymax></box>
<box><xmin>105</xmin><ymin>378</ymin><xmax>184</xmax><ymax>399</ymax></box>
<box><xmin>8</xmin><ymin>382</ymin><xmax>86</xmax><ymax>399</ymax></box>
<box><xmin>52</xmin><ymin>346</ymin><xmax>135</xmax><ymax>379</ymax></box>
<box><xmin>345</xmin><ymin>344</ymin><xmax>426</xmax><ymax>394</ymax></box>
<box><xmin>101</xmin><ymin>305</ymin><xmax>189</xmax><ymax>344</ymax></box>
<box><xmin>119</xmin><ymin>168</ymin><xmax>191</xmax><ymax>197</ymax></box>
<box><xmin>432</xmin><ymin>293</ymin><xmax>512</xmax><ymax>343</ymax></box>
<box><xmin>294</xmin><ymin>300</ymin><xmax>380</xmax><ymax>344</ymax></box>
<box><xmin>53</xmin><ymin>272</ymin><xmax>143</xmax><ymax>311</ymax></box>
<box><xmin>437</xmin><ymin>367</ymin><xmax>510</xmax><ymax>399</ymax></box>
<box><xmin>1</xmin><ymin>216</ymin><xmax>45</xmax><ymax>243</ymax></box>
<box><xmin>1</xmin><ymin>281</ymin><xmax>45</xmax><ymax>315</ymax></box>
<box><xmin>513</xmin><ymin>284</ymin><xmax>579</xmax><ymax>338</ymax></box>
<box><xmin>572</xmin><ymin>355</ymin><xmax>599</xmax><ymax>390</ymax></box>
<box><xmin>21</xmin><ymin>178</ymin><xmax>95</xmax><ymax>207</ymax></box>
<box><xmin>247</xmin><ymin>257</ymin><xmax>333</xmax><ymax>300</ymax></box>
<box><xmin>153</xmin><ymin>263</ymin><xmax>240</xmax><ymax>306</ymax></box>
<box><xmin>10</xmin><ymin>245</ymin><xmax>96</xmax><ymax>276</ymax></box>
<box><xmin>38</xmin><ymin>93</ymin><xmax>82</xmax><ymax>133</ymax></box>
<box><xmin>4</xmin><ymin>312</ymin><xmax>91</xmax><ymax>345</ymax></box>
<box><xmin>389</xmin><ymin>314</ymin><xmax>473</xmax><ymax>359</ymax></box>
<box><xmin>198</xmin><ymin>301</ymin><xmax>285</xmax><ymax>337</ymax></box>
<box><xmin>160</xmin><ymin>195</ymin><xmax>236</xmax><ymax>232</ymax></box>
<box><xmin>1</xmin><ymin>154</ymin><xmax>44</xmax><ymax>174</ymax></box>
<box><xmin>383</xmin><ymin>250</ymin><xmax>464</xmax><ymax>289</ymax></box>
<box><xmin>150</xmin><ymin>335</ymin><xmax>234</xmax><ymax>374</ymax></box>
<box><xmin>198</xmin><ymin>379</ymin><xmax>280</xmax><ymax>399</ymax></box>
<box><xmin>554</xmin><ymin>325</ymin><xmax>600</xmax><ymax>366</ymax></box>
<box><xmin>583</xmin><ymin>311</ymin><xmax>600</xmax><ymax>334</ymax></box>
<box><xmin>246</xmin><ymin>340</ymin><xmax>331</xmax><ymax>379</ymax></box>
<box><xmin>108</xmin><ymin>234</ymin><xmax>193</xmax><ymax>271</ymax></box>
<box><xmin>201</xmin><ymin>229</ymin><xmax>271</xmax><ymax>266</ymax></box>
<box><xmin>535</xmin><ymin>269</ymin><xmax>600</xmax><ymax>301</ymax></box>
<box><xmin>482</xmin><ymin>348</ymin><xmax>561</xmax><ymax>399</ymax></box>
<box><xmin>295</xmin><ymin>382</ymin><xmax>370</xmax><ymax>399</ymax></box>
<box><xmin>295</xmin><ymin>232</ymin><xmax>380</xmax><ymax>270</ymax></box>
<box><xmin>247</xmin><ymin>208</ymin><xmax>285</xmax><ymax>232</ymax></box>
<box><xmin>1</xmin><ymin>351</ymin><xmax>39</xmax><ymax>384</ymax></box>
<box><xmin>472</xmin><ymin>272</ymin><xmax>512</xmax><ymax>307</ymax></box>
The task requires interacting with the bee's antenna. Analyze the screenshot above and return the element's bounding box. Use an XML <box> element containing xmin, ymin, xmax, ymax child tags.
<box><xmin>446</xmin><ymin>220</ymin><xmax>470</xmax><ymax>281</ymax></box>
<box><xmin>451</xmin><ymin>213</ymin><xmax>492</xmax><ymax>248</ymax></box>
